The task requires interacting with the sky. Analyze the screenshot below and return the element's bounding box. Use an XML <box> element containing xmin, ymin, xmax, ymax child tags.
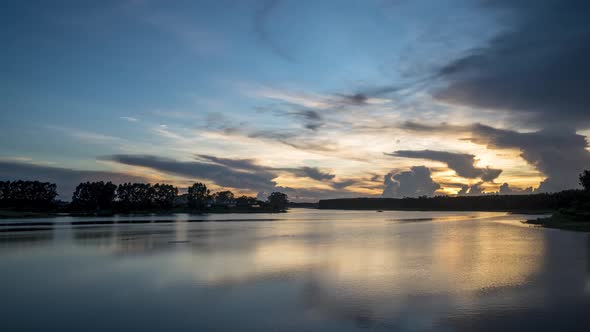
<box><xmin>1</xmin><ymin>0</ymin><xmax>589</xmax><ymax>201</ymax></box>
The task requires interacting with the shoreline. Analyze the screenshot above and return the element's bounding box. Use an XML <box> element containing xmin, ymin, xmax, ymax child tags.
<box><xmin>525</xmin><ymin>211</ymin><xmax>590</xmax><ymax>232</ymax></box>
<box><xmin>0</xmin><ymin>208</ymin><xmax>288</xmax><ymax>219</ymax></box>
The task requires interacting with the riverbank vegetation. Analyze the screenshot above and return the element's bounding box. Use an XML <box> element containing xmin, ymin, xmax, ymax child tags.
<box><xmin>319</xmin><ymin>190</ymin><xmax>589</xmax><ymax>212</ymax></box>
<box><xmin>0</xmin><ymin>180</ymin><xmax>288</xmax><ymax>217</ymax></box>
<box><xmin>524</xmin><ymin>171</ymin><xmax>590</xmax><ymax>231</ymax></box>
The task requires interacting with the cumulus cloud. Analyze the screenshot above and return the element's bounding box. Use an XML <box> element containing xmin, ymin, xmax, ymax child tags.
<box><xmin>382</xmin><ymin>166</ymin><xmax>441</xmax><ymax>198</ymax></box>
<box><xmin>389</xmin><ymin>150</ymin><xmax>502</xmax><ymax>182</ymax></box>
<box><xmin>400</xmin><ymin>122</ymin><xmax>590</xmax><ymax>192</ymax></box>
<box><xmin>436</xmin><ymin>0</ymin><xmax>590</xmax><ymax>128</ymax></box>
<box><xmin>0</xmin><ymin>161</ymin><xmax>147</xmax><ymax>199</ymax></box>
<box><xmin>467</xmin><ymin>124</ymin><xmax>590</xmax><ymax>192</ymax></box>
<box><xmin>498</xmin><ymin>182</ymin><xmax>533</xmax><ymax>195</ymax></box>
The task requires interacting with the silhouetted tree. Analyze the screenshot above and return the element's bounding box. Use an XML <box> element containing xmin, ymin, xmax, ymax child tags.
<box><xmin>580</xmin><ymin>170</ymin><xmax>590</xmax><ymax>191</ymax></box>
<box><xmin>213</xmin><ymin>190</ymin><xmax>235</xmax><ymax>205</ymax></box>
<box><xmin>71</xmin><ymin>181</ymin><xmax>117</xmax><ymax>212</ymax></box>
<box><xmin>187</xmin><ymin>182</ymin><xmax>210</xmax><ymax>209</ymax></box>
<box><xmin>115</xmin><ymin>183</ymin><xmax>155</xmax><ymax>210</ymax></box>
<box><xmin>268</xmin><ymin>192</ymin><xmax>288</xmax><ymax>211</ymax></box>
<box><xmin>0</xmin><ymin>180</ymin><xmax>57</xmax><ymax>209</ymax></box>
<box><xmin>0</xmin><ymin>181</ymin><xmax>8</xmax><ymax>202</ymax></box>
<box><xmin>152</xmin><ymin>183</ymin><xmax>178</xmax><ymax>209</ymax></box>
<box><xmin>236</xmin><ymin>195</ymin><xmax>257</xmax><ymax>208</ymax></box>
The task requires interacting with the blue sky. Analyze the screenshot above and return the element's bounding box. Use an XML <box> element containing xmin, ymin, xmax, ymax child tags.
<box><xmin>2</xmin><ymin>0</ymin><xmax>589</xmax><ymax>200</ymax></box>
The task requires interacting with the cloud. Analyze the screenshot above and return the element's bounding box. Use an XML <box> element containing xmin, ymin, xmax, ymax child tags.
<box><xmin>288</xmin><ymin>166</ymin><xmax>335</xmax><ymax>181</ymax></box>
<box><xmin>466</xmin><ymin>124</ymin><xmax>590</xmax><ymax>192</ymax></box>
<box><xmin>105</xmin><ymin>154</ymin><xmax>350</xmax><ymax>195</ymax></box>
<box><xmin>291</xmin><ymin>109</ymin><xmax>324</xmax><ymax>131</ymax></box>
<box><xmin>457</xmin><ymin>182</ymin><xmax>485</xmax><ymax>196</ymax></box>
<box><xmin>435</xmin><ymin>0</ymin><xmax>590</xmax><ymax>128</ymax></box>
<box><xmin>399</xmin><ymin>121</ymin><xmax>467</xmax><ymax>135</ymax></box>
<box><xmin>120</xmin><ymin>116</ymin><xmax>138</xmax><ymax>122</ymax></box>
<box><xmin>0</xmin><ymin>161</ymin><xmax>147</xmax><ymax>200</ymax></box>
<box><xmin>389</xmin><ymin>149</ymin><xmax>502</xmax><ymax>182</ymax></box>
<box><xmin>248</xmin><ymin>85</ymin><xmax>331</xmax><ymax>109</ymax></box>
<box><xmin>104</xmin><ymin>154</ymin><xmax>278</xmax><ymax>191</ymax></box>
<box><xmin>331</xmin><ymin>179</ymin><xmax>358</xmax><ymax>189</ymax></box>
<box><xmin>46</xmin><ymin>125</ymin><xmax>122</xmax><ymax>143</ymax></box>
<box><xmin>498</xmin><ymin>182</ymin><xmax>533</xmax><ymax>195</ymax></box>
<box><xmin>254</xmin><ymin>0</ymin><xmax>295</xmax><ymax>62</ymax></box>
<box><xmin>334</xmin><ymin>92</ymin><xmax>391</xmax><ymax>107</ymax></box>
<box><xmin>0</xmin><ymin>156</ymin><xmax>365</xmax><ymax>203</ymax></box>
<box><xmin>382</xmin><ymin>166</ymin><xmax>441</xmax><ymax>198</ymax></box>
<box><xmin>401</xmin><ymin>122</ymin><xmax>590</xmax><ymax>192</ymax></box>
<box><xmin>195</xmin><ymin>154</ymin><xmax>266</xmax><ymax>173</ymax></box>
<box><xmin>247</xmin><ymin>130</ymin><xmax>338</xmax><ymax>153</ymax></box>
<box><xmin>266</xmin><ymin>108</ymin><xmax>325</xmax><ymax>131</ymax></box>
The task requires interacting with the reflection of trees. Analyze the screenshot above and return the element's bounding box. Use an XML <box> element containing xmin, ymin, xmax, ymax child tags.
<box><xmin>0</xmin><ymin>227</ymin><xmax>54</xmax><ymax>251</ymax></box>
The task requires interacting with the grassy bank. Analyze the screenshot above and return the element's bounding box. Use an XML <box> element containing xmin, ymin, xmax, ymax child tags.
<box><xmin>526</xmin><ymin>209</ymin><xmax>590</xmax><ymax>232</ymax></box>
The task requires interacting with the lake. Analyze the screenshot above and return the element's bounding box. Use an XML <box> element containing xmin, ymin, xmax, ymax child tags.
<box><xmin>1</xmin><ymin>209</ymin><xmax>589</xmax><ymax>331</ymax></box>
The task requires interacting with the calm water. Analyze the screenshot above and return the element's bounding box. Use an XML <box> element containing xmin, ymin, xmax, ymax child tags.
<box><xmin>1</xmin><ymin>209</ymin><xmax>589</xmax><ymax>331</ymax></box>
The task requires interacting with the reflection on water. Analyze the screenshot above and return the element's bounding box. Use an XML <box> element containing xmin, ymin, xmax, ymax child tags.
<box><xmin>0</xmin><ymin>209</ymin><xmax>589</xmax><ymax>331</ymax></box>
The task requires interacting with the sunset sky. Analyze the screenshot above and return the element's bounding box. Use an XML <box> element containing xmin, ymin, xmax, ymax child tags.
<box><xmin>2</xmin><ymin>0</ymin><xmax>589</xmax><ymax>201</ymax></box>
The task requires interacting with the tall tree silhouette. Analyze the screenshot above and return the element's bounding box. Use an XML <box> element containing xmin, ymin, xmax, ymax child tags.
<box><xmin>268</xmin><ymin>192</ymin><xmax>288</xmax><ymax>211</ymax></box>
<box><xmin>187</xmin><ymin>182</ymin><xmax>210</xmax><ymax>209</ymax></box>
<box><xmin>580</xmin><ymin>170</ymin><xmax>590</xmax><ymax>191</ymax></box>
<box><xmin>213</xmin><ymin>191</ymin><xmax>235</xmax><ymax>205</ymax></box>
<box><xmin>71</xmin><ymin>181</ymin><xmax>117</xmax><ymax>212</ymax></box>
<box><xmin>0</xmin><ymin>180</ymin><xmax>57</xmax><ymax>209</ymax></box>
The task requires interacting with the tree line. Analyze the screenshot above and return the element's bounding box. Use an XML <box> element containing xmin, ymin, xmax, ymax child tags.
<box><xmin>0</xmin><ymin>180</ymin><xmax>289</xmax><ymax>213</ymax></box>
<box><xmin>0</xmin><ymin>180</ymin><xmax>58</xmax><ymax>209</ymax></box>
<box><xmin>318</xmin><ymin>190</ymin><xmax>590</xmax><ymax>211</ymax></box>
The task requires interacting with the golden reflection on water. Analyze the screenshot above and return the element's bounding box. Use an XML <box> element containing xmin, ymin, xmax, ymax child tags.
<box><xmin>147</xmin><ymin>211</ymin><xmax>546</xmax><ymax>301</ymax></box>
<box><xmin>2</xmin><ymin>210</ymin><xmax>590</xmax><ymax>332</ymax></box>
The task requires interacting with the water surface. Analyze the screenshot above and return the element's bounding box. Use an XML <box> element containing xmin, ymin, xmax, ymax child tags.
<box><xmin>1</xmin><ymin>209</ymin><xmax>589</xmax><ymax>331</ymax></box>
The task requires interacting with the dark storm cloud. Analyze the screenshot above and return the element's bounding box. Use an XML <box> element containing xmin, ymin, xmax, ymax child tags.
<box><xmin>401</xmin><ymin>122</ymin><xmax>590</xmax><ymax>192</ymax></box>
<box><xmin>0</xmin><ymin>161</ymin><xmax>147</xmax><ymax>199</ymax></box>
<box><xmin>389</xmin><ymin>150</ymin><xmax>502</xmax><ymax>182</ymax></box>
<box><xmin>382</xmin><ymin>166</ymin><xmax>441</xmax><ymax>198</ymax></box>
<box><xmin>466</xmin><ymin>124</ymin><xmax>590</xmax><ymax>192</ymax></box>
<box><xmin>436</xmin><ymin>0</ymin><xmax>590</xmax><ymax>128</ymax></box>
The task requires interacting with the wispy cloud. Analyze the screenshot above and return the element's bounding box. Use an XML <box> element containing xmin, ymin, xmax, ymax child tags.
<box><xmin>120</xmin><ymin>116</ymin><xmax>138</xmax><ymax>122</ymax></box>
<box><xmin>45</xmin><ymin>125</ymin><xmax>122</xmax><ymax>143</ymax></box>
